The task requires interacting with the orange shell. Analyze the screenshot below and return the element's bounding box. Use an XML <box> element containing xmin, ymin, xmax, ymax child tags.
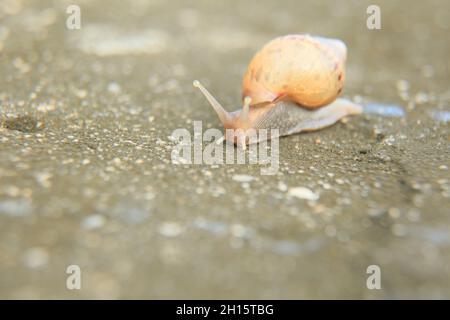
<box><xmin>242</xmin><ymin>34</ymin><xmax>347</xmax><ymax>108</ymax></box>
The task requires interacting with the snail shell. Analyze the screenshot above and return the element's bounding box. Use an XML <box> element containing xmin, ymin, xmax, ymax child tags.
<box><xmin>242</xmin><ymin>34</ymin><xmax>346</xmax><ymax>107</ymax></box>
<box><xmin>193</xmin><ymin>34</ymin><xmax>362</xmax><ymax>149</ymax></box>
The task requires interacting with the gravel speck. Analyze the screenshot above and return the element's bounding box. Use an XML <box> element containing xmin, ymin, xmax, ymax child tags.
<box><xmin>288</xmin><ymin>187</ymin><xmax>319</xmax><ymax>201</ymax></box>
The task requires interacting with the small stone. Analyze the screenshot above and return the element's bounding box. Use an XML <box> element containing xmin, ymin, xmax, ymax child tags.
<box><xmin>241</xmin><ymin>182</ymin><xmax>250</xmax><ymax>189</ymax></box>
<box><xmin>82</xmin><ymin>214</ymin><xmax>106</xmax><ymax>230</ymax></box>
<box><xmin>107</xmin><ymin>82</ymin><xmax>121</xmax><ymax>94</ymax></box>
<box><xmin>396</xmin><ymin>80</ymin><xmax>409</xmax><ymax>92</ymax></box>
<box><xmin>159</xmin><ymin>222</ymin><xmax>182</xmax><ymax>237</ymax></box>
<box><xmin>388</xmin><ymin>207</ymin><xmax>401</xmax><ymax>219</ymax></box>
<box><xmin>232</xmin><ymin>174</ymin><xmax>254</xmax><ymax>183</ymax></box>
<box><xmin>288</xmin><ymin>187</ymin><xmax>319</xmax><ymax>201</ymax></box>
<box><xmin>23</xmin><ymin>247</ymin><xmax>49</xmax><ymax>269</ymax></box>
<box><xmin>13</xmin><ymin>57</ymin><xmax>31</xmax><ymax>74</ymax></box>
<box><xmin>35</xmin><ymin>172</ymin><xmax>52</xmax><ymax>188</ymax></box>
<box><xmin>278</xmin><ymin>182</ymin><xmax>288</xmax><ymax>192</ymax></box>
<box><xmin>0</xmin><ymin>199</ymin><xmax>31</xmax><ymax>217</ymax></box>
<box><xmin>230</xmin><ymin>224</ymin><xmax>251</xmax><ymax>238</ymax></box>
<box><xmin>414</xmin><ymin>92</ymin><xmax>429</xmax><ymax>104</ymax></box>
<box><xmin>74</xmin><ymin>89</ymin><xmax>87</xmax><ymax>98</ymax></box>
<box><xmin>37</xmin><ymin>102</ymin><xmax>56</xmax><ymax>112</ymax></box>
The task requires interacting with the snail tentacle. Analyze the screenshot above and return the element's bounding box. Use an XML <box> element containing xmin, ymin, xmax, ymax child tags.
<box><xmin>240</xmin><ymin>96</ymin><xmax>252</xmax><ymax>122</ymax></box>
<box><xmin>193</xmin><ymin>80</ymin><xmax>231</xmax><ymax>125</ymax></box>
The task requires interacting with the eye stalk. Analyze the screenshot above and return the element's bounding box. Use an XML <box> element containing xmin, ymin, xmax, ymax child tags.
<box><xmin>241</xmin><ymin>96</ymin><xmax>252</xmax><ymax>122</ymax></box>
<box><xmin>193</xmin><ymin>80</ymin><xmax>232</xmax><ymax>125</ymax></box>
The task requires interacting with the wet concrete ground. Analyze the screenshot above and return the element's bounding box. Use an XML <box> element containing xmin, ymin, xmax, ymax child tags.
<box><xmin>0</xmin><ymin>0</ymin><xmax>449</xmax><ymax>299</ymax></box>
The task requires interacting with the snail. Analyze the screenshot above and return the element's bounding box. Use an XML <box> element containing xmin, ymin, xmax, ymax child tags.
<box><xmin>193</xmin><ymin>34</ymin><xmax>362</xmax><ymax>149</ymax></box>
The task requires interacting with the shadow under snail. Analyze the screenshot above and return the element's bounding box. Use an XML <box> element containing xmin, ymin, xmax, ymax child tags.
<box><xmin>193</xmin><ymin>34</ymin><xmax>362</xmax><ymax>149</ymax></box>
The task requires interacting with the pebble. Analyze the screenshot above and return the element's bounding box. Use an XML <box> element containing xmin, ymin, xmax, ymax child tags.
<box><xmin>230</xmin><ymin>224</ymin><xmax>252</xmax><ymax>238</ymax></box>
<box><xmin>396</xmin><ymin>79</ymin><xmax>409</xmax><ymax>92</ymax></box>
<box><xmin>388</xmin><ymin>207</ymin><xmax>401</xmax><ymax>219</ymax></box>
<box><xmin>232</xmin><ymin>174</ymin><xmax>254</xmax><ymax>183</ymax></box>
<box><xmin>13</xmin><ymin>57</ymin><xmax>31</xmax><ymax>74</ymax></box>
<box><xmin>159</xmin><ymin>222</ymin><xmax>183</xmax><ymax>237</ymax></box>
<box><xmin>35</xmin><ymin>172</ymin><xmax>52</xmax><ymax>188</ymax></box>
<box><xmin>193</xmin><ymin>218</ymin><xmax>228</xmax><ymax>235</ymax></box>
<box><xmin>74</xmin><ymin>89</ymin><xmax>87</xmax><ymax>99</ymax></box>
<box><xmin>277</xmin><ymin>181</ymin><xmax>288</xmax><ymax>192</ymax></box>
<box><xmin>36</xmin><ymin>102</ymin><xmax>56</xmax><ymax>112</ymax></box>
<box><xmin>414</xmin><ymin>91</ymin><xmax>430</xmax><ymax>104</ymax></box>
<box><xmin>107</xmin><ymin>82</ymin><xmax>121</xmax><ymax>94</ymax></box>
<box><xmin>23</xmin><ymin>247</ymin><xmax>49</xmax><ymax>269</ymax></box>
<box><xmin>82</xmin><ymin>214</ymin><xmax>106</xmax><ymax>230</ymax></box>
<box><xmin>0</xmin><ymin>199</ymin><xmax>32</xmax><ymax>217</ymax></box>
<box><xmin>287</xmin><ymin>187</ymin><xmax>319</xmax><ymax>201</ymax></box>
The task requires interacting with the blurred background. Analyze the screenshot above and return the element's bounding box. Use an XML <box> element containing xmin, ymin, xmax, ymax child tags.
<box><xmin>0</xmin><ymin>0</ymin><xmax>449</xmax><ymax>299</ymax></box>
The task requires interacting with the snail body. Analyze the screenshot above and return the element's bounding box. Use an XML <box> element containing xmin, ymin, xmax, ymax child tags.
<box><xmin>194</xmin><ymin>34</ymin><xmax>362</xmax><ymax>149</ymax></box>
